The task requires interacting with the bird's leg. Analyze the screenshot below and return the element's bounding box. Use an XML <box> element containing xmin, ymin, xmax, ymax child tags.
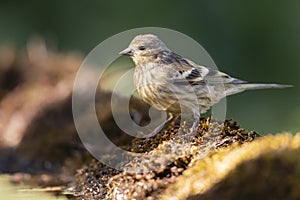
<box><xmin>190</xmin><ymin>110</ymin><xmax>200</xmax><ymax>134</ymax></box>
<box><xmin>177</xmin><ymin>108</ymin><xmax>200</xmax><ymax>137</ymax></box>
<box><xmin>209</xmin><ymin>110</ymin><xmax>213</xmax><ymax>122</ymax></box>
<box><xmin>144</xmin><ymin>112</ymin><xmax>173</xmax><ymax>138</ymax></box>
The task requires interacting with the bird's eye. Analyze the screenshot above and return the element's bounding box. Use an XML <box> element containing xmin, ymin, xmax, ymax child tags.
<box><xmin>138</xmin><ymin>46</ymin><xmax>146</xmax><ymax>51</ymax></box>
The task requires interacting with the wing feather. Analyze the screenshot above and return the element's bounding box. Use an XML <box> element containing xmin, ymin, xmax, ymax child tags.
<box><xmin>157</xmin><ymin>50</ymin><xmax>247</xmax><ymax>86</ymax></box>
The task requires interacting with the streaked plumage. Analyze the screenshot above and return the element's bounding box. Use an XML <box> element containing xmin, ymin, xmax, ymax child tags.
<box><xmin>119</xmin><ymin>34</ymin><xmax>291</xmax><ymax>134</ymax></box>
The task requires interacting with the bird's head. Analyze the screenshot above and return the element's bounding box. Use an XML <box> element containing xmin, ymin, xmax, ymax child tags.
<box><xmin>119</xmin><ymin>34</ymin><xmax>169</xmax><ymax>65</ymax></box>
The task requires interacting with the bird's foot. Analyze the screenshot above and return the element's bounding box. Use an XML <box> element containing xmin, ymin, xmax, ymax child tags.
<box><xmin>175</xmin><ymin>120</ymin><xmax>199</xmax><ymax>142</ymax></box>
<box><xmin>143</xmin><ymin>113</ymin><xmax>174</xmax><ymax>138</ymax></box>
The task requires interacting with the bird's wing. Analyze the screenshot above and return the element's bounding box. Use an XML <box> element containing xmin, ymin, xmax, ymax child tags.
<box><xmin>158</xmin><ymin>51</ymin><xmax>246</xmax><ymax>85</ymax></box>
<box><xmin>158</xmin><ymin>51</ymin><xmax>209</xmax><ymax>84</ymax></box>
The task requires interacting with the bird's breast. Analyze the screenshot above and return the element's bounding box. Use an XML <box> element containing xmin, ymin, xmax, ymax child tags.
<box><xmin>133</xmin><ymin>64</ymin><xmax>177</xmax><ymax>111</ymax></box>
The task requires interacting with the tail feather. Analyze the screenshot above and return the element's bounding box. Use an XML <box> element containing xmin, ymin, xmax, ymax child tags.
<box><xmin>240</xmin><ymin>83</ymin><xmax>292</xmax><ymax>90</ymax></box>
<box><xmin>226</xmin><ymin>83</ymin><xmax>292</xmax><ymax>96</ymax></box>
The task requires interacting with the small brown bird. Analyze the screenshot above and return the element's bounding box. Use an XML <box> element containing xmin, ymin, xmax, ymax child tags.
<box><xmin>119</xmin><ymin>34</ymin><xmax>291</xmax><ymax>136</ymax></box>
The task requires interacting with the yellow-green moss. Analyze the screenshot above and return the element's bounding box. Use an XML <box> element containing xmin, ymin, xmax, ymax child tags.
<box><xmin>161</xmin><ymin>133</ymin><xmax>300</xmax><ymax>200</ymax></box>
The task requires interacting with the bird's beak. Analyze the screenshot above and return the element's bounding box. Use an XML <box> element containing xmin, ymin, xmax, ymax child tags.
<box><xmin>119</xmin><ymin>47</ymin><xmax>133</xmax><ymax>56</ymax></box>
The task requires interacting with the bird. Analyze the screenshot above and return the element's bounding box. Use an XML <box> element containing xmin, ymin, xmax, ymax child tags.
<box><xmin>119</xmin><ymin>34</ymin><xmax>291</xmax><ymax>136</ymax></box>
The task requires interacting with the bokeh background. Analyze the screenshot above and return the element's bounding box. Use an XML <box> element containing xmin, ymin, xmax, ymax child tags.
<box><xmin>0</xmin><ymin>0</ymin><xmax>299</xmax><ymax>134</ymax></box>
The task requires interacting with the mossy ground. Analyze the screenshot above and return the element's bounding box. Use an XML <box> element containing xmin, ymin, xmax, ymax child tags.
<box><xmin>70</xmin><ymin>124</ymin><xmax>300</xmax><ymax>200</ymax></box>
<box><xmin>70</xmin><ymin>118</ymin><xmax>260</xmax><ymax>199</ymax></box>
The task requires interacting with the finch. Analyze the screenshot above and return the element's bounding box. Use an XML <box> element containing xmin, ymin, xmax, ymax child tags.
<box><xmin>119</xmin><ymin>34</ymin><xmax>291</xmax><ymax>135</ymax></box>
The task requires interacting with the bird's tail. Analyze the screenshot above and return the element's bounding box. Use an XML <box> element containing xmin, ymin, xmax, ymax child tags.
<box><xmin>240</xmin><ymin>83</ymin><xmax>292</xmax><ymax>90</ymax></box>
<box><xmin>226</xmin><ymin>83</ymin><xmax>292</xmax><ymax>96</ymax></box>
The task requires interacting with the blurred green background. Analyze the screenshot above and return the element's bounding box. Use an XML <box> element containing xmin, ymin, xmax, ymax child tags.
<box><xmin>0</xmin><ymin>0</ymin><xmax>299</xmax><ymax>134</ymax></box>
